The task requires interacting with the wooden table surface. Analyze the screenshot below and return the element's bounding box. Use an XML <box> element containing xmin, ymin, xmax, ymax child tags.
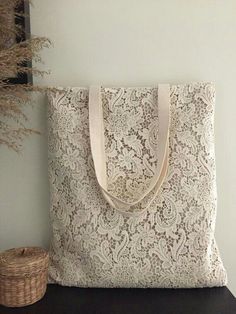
<box><xmin>0</xmin><ymin>284</ymin><xmax>235</xmax><ymax>314</ymax></box>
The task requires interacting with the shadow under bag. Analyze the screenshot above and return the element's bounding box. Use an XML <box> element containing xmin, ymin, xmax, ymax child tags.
<box><xmin>47</xmin><ymin>82</ymin><xmax>227</xmax><ymax>288</ymax></box>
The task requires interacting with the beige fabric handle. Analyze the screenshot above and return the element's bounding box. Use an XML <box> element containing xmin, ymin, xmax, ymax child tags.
<box><xmin>89</xmin><ymin>84</ymin><xmax>170</xmax><ymax>215</ymax></box>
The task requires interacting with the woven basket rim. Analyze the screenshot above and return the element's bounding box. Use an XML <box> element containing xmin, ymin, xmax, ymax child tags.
<box><xmin>0</xmin><ymin>247</ymin><xmax>49</xmax><ymax>277</ymax></box>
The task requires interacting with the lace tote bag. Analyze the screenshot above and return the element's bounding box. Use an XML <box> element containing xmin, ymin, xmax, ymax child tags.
<box><xmin>47</xmin><ymin>82</ymin><xmax>227</xmax><ymax>288</ymax></box>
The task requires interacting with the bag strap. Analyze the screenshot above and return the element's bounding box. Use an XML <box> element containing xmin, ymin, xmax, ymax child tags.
<box><xmin>89</xmin><ymin>84</ymin><xmax>170</xmax><ymax>214</ymax></box>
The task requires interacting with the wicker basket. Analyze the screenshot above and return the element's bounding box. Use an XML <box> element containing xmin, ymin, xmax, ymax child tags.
<box><xmin>0</xmin><ymin>247</ymin><xmax>49</xmax><ymax>307</ymax></box>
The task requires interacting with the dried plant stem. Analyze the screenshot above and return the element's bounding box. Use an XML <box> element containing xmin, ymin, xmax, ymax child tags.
<box><xmin>0</xmin><ymin>0</ymin><xmax>50</xmax><ymax>152</ymax></box>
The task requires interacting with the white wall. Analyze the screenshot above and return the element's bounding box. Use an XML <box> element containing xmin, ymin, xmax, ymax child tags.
<box><xmin>0</xmin><ymin>0</ymin><xmax>235</xmax><ymax>295</ymax></box>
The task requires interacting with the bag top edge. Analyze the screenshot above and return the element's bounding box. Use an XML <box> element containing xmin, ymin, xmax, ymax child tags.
<box><xmin>46</xmin><ymin>81</ymin><xmax>215</xmax><ymax>91</ymax></box>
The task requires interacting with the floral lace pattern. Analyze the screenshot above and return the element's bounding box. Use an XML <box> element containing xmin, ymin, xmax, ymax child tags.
<box><xmin>47</xmin><ymin>82</ymin><xmax>227</xmax><ymax>288</ymax></box>
<box><xmin>102</xmin><ymin>87</ymin><xmax>159</xmax><ymax>206</ymax></box>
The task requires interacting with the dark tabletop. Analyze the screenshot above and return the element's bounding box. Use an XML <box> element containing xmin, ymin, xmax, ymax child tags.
<box><xmin>0</xmin><ymin>284</ymin><xmax>236</xmax><ymax>314</ymax></box>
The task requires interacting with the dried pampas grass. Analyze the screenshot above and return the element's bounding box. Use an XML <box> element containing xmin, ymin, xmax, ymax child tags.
<box><xmin>0</xmin><ymin>0</ymin><xmax>50</xmax><ymax>152</ymax></box>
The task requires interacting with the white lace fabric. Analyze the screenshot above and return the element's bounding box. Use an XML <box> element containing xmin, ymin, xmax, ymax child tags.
<box><xmin>47</xmin><ymin>82</ymin><xmax>227</xmax><ymax>288</ymax></box>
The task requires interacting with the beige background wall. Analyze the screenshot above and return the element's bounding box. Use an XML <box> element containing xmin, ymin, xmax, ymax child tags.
<box><xmin>0</xmin><ymin>0</ymin><xmax>235</xmax><ymax>294</ymax></box>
